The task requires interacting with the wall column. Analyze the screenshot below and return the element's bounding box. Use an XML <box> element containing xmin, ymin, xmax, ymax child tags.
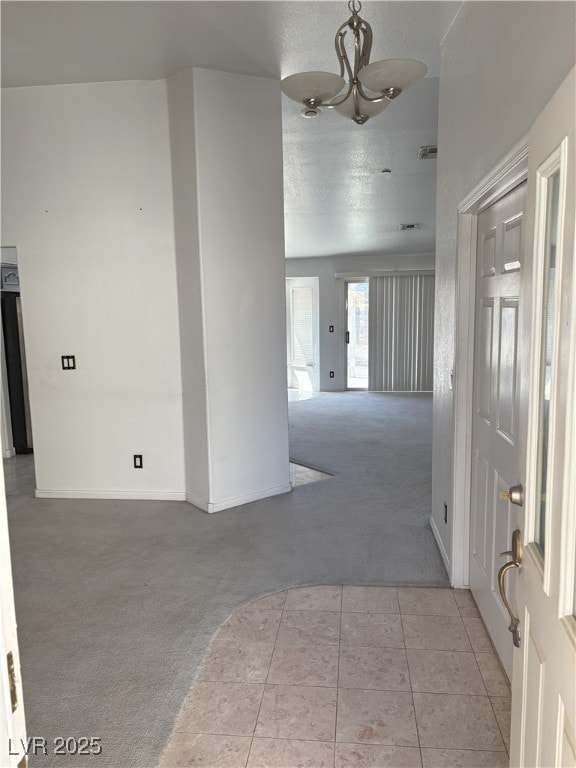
<box><xmin>168</xmin><ymin>68</ymin><xmax>290</xmax><ymax>512</ymax></box>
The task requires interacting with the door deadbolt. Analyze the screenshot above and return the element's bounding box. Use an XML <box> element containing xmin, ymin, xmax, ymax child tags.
<box><xmin>499</xmin><ymin>484</ymin><xmax>524</xmax><ymax>507</ymax></box>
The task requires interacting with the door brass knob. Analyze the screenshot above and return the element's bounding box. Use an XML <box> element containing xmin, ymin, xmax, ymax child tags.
<box><xmin>498</xmin><ymin>484</ymin><xmax>524</xmax><ymax>507</ymax></box>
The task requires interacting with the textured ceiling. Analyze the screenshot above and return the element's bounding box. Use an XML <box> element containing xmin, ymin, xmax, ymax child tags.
<box><xmin>1</xmin><ymin>1</ymin><xmax>461</xmax><ymax>258</ymax></box>
<box><xmin>282</xmin><ymin>75</ymin><xmax>439</xmax><ymax>258</ymax></box>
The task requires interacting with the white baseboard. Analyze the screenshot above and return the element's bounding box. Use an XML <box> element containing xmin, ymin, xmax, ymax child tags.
<box><xmin>35</xmin><ymin>482</ymin><xmax>292</xmax><ymax>509</ymax></box>
<box><xmin>187</xmin><ymin>482</ymin><xmax>292</xmax><ymax>514</ymax></box>
<box><xmin>184</xmin><ymin>491</ymin><xmax>209</xmax><ymax>512</ymax></box>
<box><xmin>35</xmin><ymin>488</ymin><xmax>186</xmax><ymax>501</ymax></box>
<box><xmin>2</xmin><ymin>448</ymin><xmax>16</xmax><ymax>459</ymax></box>
<box><xmin>429</xmin><ymin>515</ymin><xmax>451</xmax><ymax>578</ymax></box>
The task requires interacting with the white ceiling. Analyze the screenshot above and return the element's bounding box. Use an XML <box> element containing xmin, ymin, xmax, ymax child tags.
<box><xmin>1</xmin><ymin>1</ymin><xmax>461</xmax><ymax>259</ymax></box>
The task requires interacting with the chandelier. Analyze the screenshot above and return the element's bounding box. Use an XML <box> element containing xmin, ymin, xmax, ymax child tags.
<box><xmin>280</xmin><ymin>0</ymin><xmax>427</xmax><ymax>125</ymax></box>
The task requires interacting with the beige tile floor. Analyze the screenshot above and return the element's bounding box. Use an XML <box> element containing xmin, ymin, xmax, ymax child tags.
<box><xmin>289</xmin><ymin>462</ymin><xmax>332</xmax><ymax>488</ymax></box>
<box><xmin>160</xmin><ymin>587</ymin><xmax>511</xmax><ymax>768</ymax></box>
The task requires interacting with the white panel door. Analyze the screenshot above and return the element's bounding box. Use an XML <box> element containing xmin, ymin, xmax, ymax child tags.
<box><xmin>469</xmin><ymin>180</ymin><xmax>527</xmax><ymax>676</ymax></box>
<box><xmin>509</xmin><ymin>67</ymin><xmax>576</xmax><ymax>768</ymax></box>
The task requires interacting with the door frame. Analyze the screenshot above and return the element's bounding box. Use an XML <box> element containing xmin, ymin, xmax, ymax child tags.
<box><xmin>451</xmin><ymin>136</ymin><xmax>529</xmax><ymax>588</ymax></box>
<box><xmin>343</xmin><ymin>278</ymin><xmax>370</xmax><ymax>391</ymax></box>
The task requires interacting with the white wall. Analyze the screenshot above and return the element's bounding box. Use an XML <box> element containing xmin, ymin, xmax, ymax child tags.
<box><xmin>1</xmin><ymin>80</ymin><xmax>186</xmax><ymax>498</ymax></box>
<box><xmin>432</xmin><ymin>2</ymin><xmax>576</xmax><ymax>570</ymax></box>
<box><xmin>194</xmin><ymin>69</ymin><xmax>290</xmax><ymax>510</ymax></box>
<box><xmin>166</xmin><ymin>70</ymin><xmax>210</xmax><ymax>506</ymax></box>
<box><xmin>286</xmin><ymin>252</ymin><xmax>435</xmax><ymax>390</ymax></box>
<box><xmin>168</xmin><ymin>69</ymin><xmax>290</xmax><ymax>512</ymax></box>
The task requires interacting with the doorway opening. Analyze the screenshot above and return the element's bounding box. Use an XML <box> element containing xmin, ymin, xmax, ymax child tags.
<box><xmin>1</xmin><ymin>247</ymin><xmax>36</xmax><ymax>495</ymax></box>
<box><xmin>286</xmin><ymin>277</ymin><xmax>319</xmax><ymax>397</ymax></box>
<box><xmin>1</xmin><ymin>250</ymin><xmax>33</xmax><ymax>454</ymax></box>
<box><xmin>345</xmin><ymin>280</ymin><xmax>369</xmax><ymax>390</ymax></box>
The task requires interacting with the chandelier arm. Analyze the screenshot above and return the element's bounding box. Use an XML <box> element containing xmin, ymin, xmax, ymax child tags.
<box><xmin>356</xmin><ymin>80</ymin><xmax>390</xmax><ymax>103</ymax></box>
<box><xmin>334</xmin><ymin>22</ymin><xmax>351</xmax><ymax>78</ymax></box>
<box><xmin>334</xmin><ymin>38</ymin><xmax>345</xmax><ymax>79</ymax></box>
<box><xmin>335</xmin><ymin>30</ymin><xmax>355</xmax><ymax>87</ymax></box>
<box><xmin>352</xmin><ymin>83</ymin><xmax>362</xmax><ymax>116</ymax></box>
<box><xmin>359</xmin><ymin>20</ymin><xmax>373</xmax><ymax>69</ymax></box>
<box><xmin>287</xmin><ymin>1</ymin><xmax>421</xmax><ymax>123</ymax></box>
<box><xmin>324</xmin><ymin>79</ymin><xmax>354</xmax><ymax>108</ymax></box>
<box><xmin>353</xmin><ymin>25</ymin><xmax>363</xmax><ymax>81</ymax></box>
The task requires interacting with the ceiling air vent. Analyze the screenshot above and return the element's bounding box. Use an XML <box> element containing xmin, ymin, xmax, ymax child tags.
<box><xmin>418</xmin><ymin>145</ymin><xmax>438</xmax><ymax>159</ymax></box>
<box><xmin>399</xmin><ymin>223</ymin><xmax>421</xmax><ymax>231</ymax></box>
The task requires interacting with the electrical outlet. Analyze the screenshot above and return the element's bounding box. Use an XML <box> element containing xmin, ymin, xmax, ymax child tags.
<box><xmin>444</xmin><ymin>503</ymin><xmax>448</xmax><ymax>524</ymax></box>
<box><xmin>329</xmin><ymin>371</ymin><xmax>335</xmax><ymax>378</ymax></box>
<box><xmin>134</xmin><ymin>455</ymin><xmax>143</xmax><ymax>469</ymax></box>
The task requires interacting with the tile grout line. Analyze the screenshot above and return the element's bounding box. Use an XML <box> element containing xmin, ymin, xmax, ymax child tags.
<box><xmin>401</xmin><ymin>592</ymin><xmax>424</xmax><ymax>767</ymax></box>
<box><xmin>462</xmin><ymin>612</ymin><xmax>479</xmax><ymax>652</ymax></box>
<box><xmin>406</xmin><ymin>647</ymin><xmax>495</xmax><ymax>655</ymax></box>
<box><xmin>473</xmin><ymin>648</ymin><xmax>512</xmax><ymax>695</ymax></box>
<box><xmin>257</xmin><ymin>586</ymin><xmax>341</xmax><ymax>761</ymax></box>
<box><xmin>458</xmin><ymin>601</ymin><xmax>491</xmax><ymax>697</ymax></box>
<box><xmin>172</xmin><ymin>730</ymin><xmax>509</xmax><ymax>751</ymax></box>
<box><xmin>244</xmin><ymin>592</ymin><xmax>287</xmax><ymax>768</ymax></box>
<box><xmin>173</xmin><ymin>683</ymin><xmax>514</xmax><ymax>698</ymax></box>
<box><xmin>177</xmin><ymin>601</ymin><xmax>287</xmax><ymax>767</ymax></box>
<box><xmin>334</xmin><ymin>585</ymin><xmax>343</xmax><ymax>761</ymax></box>
<box><xmin>332</xmin><ymin>688</ymin><xmax>509</xmax><ymax>698</ymax></box>
<box><xmin>458</xmin><ymin>598</ymin><xmax>510</xmax><ymax>755</ymax></box>
<box><xmin>462</xmin><ymin>613</ymin><xmax>499</xmax><ymax>655</ymax></box>
<box><xmin>476</xmin><ymin>626</ymin><xmax>512</xmax><ymax>755</ymax></box>
<box><xmin>486</xmin><ymin>693</ymin><xmax>512</xmax><ymax>757</ymax></box>
<box><xmin>410</xmin><ymin>589</ymin><xmax>504</xmax><ymax>758</ymax></box>
<box><xmin>472</xmin><ymin>652</ymin><xmax>490</xmax><ymax>697</ymax></box>
<box><xmin>170</xmin><ymin>587</ymin><xmax>511</xmax><ymax>763</ymax></box>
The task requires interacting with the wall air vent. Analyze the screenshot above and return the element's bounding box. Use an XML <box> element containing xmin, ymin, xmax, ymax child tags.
<box><xmin>417</xmin><ymin>145</ymin><xmax>438</xmax><ymax>159</ymax></box>
<box><xmin>399</xmin><ymin>223</ymin><xmax>422</xmax><ymax>231</ymax></box>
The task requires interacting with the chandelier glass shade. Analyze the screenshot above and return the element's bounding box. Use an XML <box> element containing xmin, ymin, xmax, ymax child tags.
<box><xmin>280</xmin><ymin>72</ymin><xmax>345</xmax><ymax>104</ymax></box>
<box><xmin>358</xmin><ymin>58</ymin><xmax>427</xmax><ymax>93</ymax></box>
<box><xmin>280</xmin><ymin>0</ymin><xmax>427</xmax><ymax>125</ymax></box>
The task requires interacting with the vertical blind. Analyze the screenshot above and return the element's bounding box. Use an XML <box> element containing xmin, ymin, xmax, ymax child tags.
<box><xmin>290</xmin><ymin>285</ymin><xmax>314</xmax><ymax>366</ymax></box>
<box><xmin>368</xmin><ymin>274</ymin><xmax>435</xmax><ymax>392</ymax></box>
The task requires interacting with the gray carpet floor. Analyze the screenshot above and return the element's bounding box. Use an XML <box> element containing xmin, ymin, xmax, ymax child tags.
<box><xmin>6</xmin><ymin>391</ymin><xmax>447</xmax><ymax>767</ymax></box>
